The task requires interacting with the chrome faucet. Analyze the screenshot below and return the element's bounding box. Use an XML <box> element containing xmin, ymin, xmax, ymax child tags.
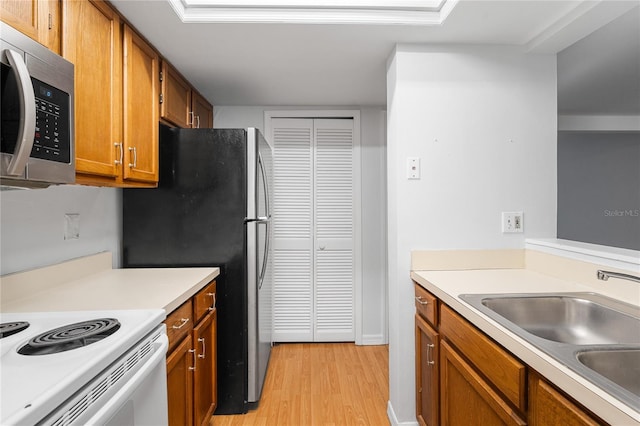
<box><xmin>597</xmin><ymin>270</ymin><xmax>640</xmax><ymax>284</ymax></box>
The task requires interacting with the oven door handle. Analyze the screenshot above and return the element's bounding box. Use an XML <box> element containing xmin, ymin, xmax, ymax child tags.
<box><xmin>83</xmin><ymin>334</ymin><xmax>169</xmax><ymax>425</ymax></box>
<box><xmin>4</xmin><ymin>49</ymin><xmax>36</xmax><ymax>177</ymax></box>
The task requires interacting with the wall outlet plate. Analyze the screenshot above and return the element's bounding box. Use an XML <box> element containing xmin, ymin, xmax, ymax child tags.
<box><xmin>502</xmin><ymin>212</ymin><xmax>523</xmax><ymax>233</ymax></box>
<box><xmin>64</xmin><ymin>213</ymin><xmax>80</xmax><ymax>240</ymax></box>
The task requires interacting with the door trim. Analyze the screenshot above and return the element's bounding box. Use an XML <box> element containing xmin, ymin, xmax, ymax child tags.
<box><xmin>265</xmin><ymin>110</ymin><xmax>363</xmax><ymax>345</ymax></box>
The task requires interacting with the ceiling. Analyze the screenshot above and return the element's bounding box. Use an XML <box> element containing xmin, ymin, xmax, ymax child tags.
<box><xmin>110</xmin><ymin>0</ymin><xmax>639</xmax><ymax>110</ymax></box>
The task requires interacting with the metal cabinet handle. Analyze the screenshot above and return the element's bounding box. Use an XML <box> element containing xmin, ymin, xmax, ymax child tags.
<box><xmin>188</xmin><ymin>111</ymin><xmax>194</xmax><ymax>126</ymax></box>
<box><xmin>188</xmin><ymin>348</ymin><xmax>196</xmax><ymax>371</ymax></box>
<box><xmin>4</xmin><ymin>49</ymin><xmax>36</xmax><ymax>176</ymax></box>
<box><xmin>171</xmin><ymin>318</ymin><xmax>189</xmax><ymax>329</ymax></box>
<box><xmin>207</xmin><ymin>292</ymin><xmax>216</xmax><ymax>311</ymax></box>
<box><xmin>114</xmin><ymin>142</ymin><xmax>123</xmax><ymax>165</ymax></box>
<box><xmin>427</xmin><ymin>343</ymin><xmax>435</xmax><ymax>366</ymax></box>
<box><xmin>198</xmin><ymin>337</ymin><xmax>206</xmax><ymax>359</ymax></box>
<box><xmin>195</xmin><ymin>115</ymin><xmax>200</xmax><ymax>128</ymax></box>
<box><xmin>128</xmin><ymin>146</ymin><xmax>137</xmax><ymax>168</ymax></box>
<box><xmin>415</xmin><ymin>296</ymin><xmax>428</xmax><ymax>306</ymax></box>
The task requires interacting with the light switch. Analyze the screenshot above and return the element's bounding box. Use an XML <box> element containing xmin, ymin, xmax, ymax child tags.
<box><xmin>407</xmin><ymin>157</ymin><xmax>420</xmax><ymax>180</ymax></box>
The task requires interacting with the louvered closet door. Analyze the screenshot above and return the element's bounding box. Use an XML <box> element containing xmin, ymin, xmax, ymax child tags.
<box><xmin>271</xmin><ymin>118</ymin><xmax>355</xmax><ymax>342</ymax></box>
<box><xmin>272</xmin><ymin>119</ymin><xmax>315</xmax><ymax>341</ymax></box>
<box><xmin>314</xmin><ymin>119</ymin><xmax>355</xmax><ymax>341</ymax></box>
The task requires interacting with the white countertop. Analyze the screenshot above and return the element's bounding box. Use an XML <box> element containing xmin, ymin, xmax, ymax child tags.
<box><xmin>0</xmin><ymin>252</ymin><xmax>220</xmax><ymax>316</ymax></box>
<box><xmin>411</xmin><ymin>268</ymin><xmax>640</xmax><ymax>426</ymax></box>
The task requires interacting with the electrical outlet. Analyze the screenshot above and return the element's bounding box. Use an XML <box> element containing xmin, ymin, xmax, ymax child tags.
<box><xmin>502</xmin><ymin>212</ymin><xmax>523</xmax><ymax>233</ymax></box>
<box><xmin>64</xmin><ymin>213</ymin><xmax>80</xmax><ymax>240</ymax></box>
<box><xmin>407</xmin><ymin>157</ymin><xmax>420</xmax><ymax>180</ymax></box>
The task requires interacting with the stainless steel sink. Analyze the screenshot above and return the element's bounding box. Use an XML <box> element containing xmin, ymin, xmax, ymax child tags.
<box><xmin>479</xmin><ymin>294</ymin><xmax>640</xmax><ymax>345</ymax></box>
<box><xmin>459</xmin><ymin>292</ymin><xmax>640</xmax><ymax>413</ymax></box>
<box><xmin>577</xmin><ymin>349</ymin><xmax>640</xmax><ymax>397</ymax></box>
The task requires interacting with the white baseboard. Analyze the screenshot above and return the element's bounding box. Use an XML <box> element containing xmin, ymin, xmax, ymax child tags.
<box><xmin>360</xmin><ymin>334</ymin><xmax>387</xmax><ymax>345</ymax></box>
<box><xmin>387</xmin><ymin>401</ymin><xmax>419</xmax><ymax>426</ymax></box>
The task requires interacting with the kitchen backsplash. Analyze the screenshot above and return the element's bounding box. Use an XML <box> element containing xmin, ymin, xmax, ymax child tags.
<box><xmin>0</xmin><ymin>185</ymin><xmax>121</xmax><ymax>275</ymax></box>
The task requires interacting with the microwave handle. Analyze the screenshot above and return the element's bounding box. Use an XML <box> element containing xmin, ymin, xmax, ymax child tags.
<box><xmin>4</xmin><ymin>49</ymin><xmax>36</xmax><ymax>176</ymax></box>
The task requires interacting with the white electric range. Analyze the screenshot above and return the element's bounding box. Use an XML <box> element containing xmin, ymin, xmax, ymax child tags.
<box><xmin>0</xmin><ymin>309</ymin><xmax>168</xmax><ymax>425</ymax></box>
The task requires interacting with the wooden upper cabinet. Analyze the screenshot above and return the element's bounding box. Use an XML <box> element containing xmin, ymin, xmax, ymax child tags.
<box><xmin>122</xmin><ymin>24</ymin><xmax>159</xmax><ymax>184</ymax></box>
<box><xmin>192</xmin><ymin>90</ymin><xmax>213</xmax><ymax>128</ymax></box>
<box><xmin>161</xmin><ymin>61</ymin><xmax>192</xmax><ymax>128</ymax></box>
<box><xmin>1</xmin><ymin>0</ymin><xmax>60</xmax><ymax>53</ymax></box>
<box><xmin>161</xmin><ymin>61</ymin><xmax>213</xmax><ymax>129</ymax></box>
<box><xmin>63</xmin><ymin>0</ymin><xmax>121</xmax><ymax>179</ymax></box>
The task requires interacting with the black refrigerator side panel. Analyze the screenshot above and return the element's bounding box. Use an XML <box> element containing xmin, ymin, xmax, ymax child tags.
<box><xmin>122</xmin><ymin>125</ymin><xmax>250</xmax><ymax>414</ymax></box>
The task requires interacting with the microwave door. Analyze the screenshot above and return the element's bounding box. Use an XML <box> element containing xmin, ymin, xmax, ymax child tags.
<box><xmin>2</xmin><ymin>49</ymin><xmax>36</xmax><ymax>176</ymax></box>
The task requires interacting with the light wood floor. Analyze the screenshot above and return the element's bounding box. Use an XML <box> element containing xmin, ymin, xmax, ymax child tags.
<box><xmin>212</xmin><ymin>343</ymin><xmax>390</xmax><ymax>426</ymax></box>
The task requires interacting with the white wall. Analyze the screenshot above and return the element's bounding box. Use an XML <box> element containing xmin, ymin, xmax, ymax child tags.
<box><xmin>0</xmin><ymin>185</ymin><xmax>121</xmax><ymax>275</ymax></box>
<box><xmin>215</xmin><ymin>105</ymin><xmax>388</xmax><ymax>344</ymax></box>
<box><xmin>386</xmin><ymin>45</ymin><xmax>557</xmax><ymax>424</ymax></box>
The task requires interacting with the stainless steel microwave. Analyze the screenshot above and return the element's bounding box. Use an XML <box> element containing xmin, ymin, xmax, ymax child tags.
<box><xmin>0</xmin><ymin>22</ymin><xmax>74</xmax><ymax>189</ymax></box>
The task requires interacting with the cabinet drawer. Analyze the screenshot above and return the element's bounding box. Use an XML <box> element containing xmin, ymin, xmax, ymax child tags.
<box><xmin>165</xmin><ymin>299</ymin><xmax>193</xmax><ymax>351</ymax></box>
<box><xmin>440</xmin><ymin>304</ymin><xmax>527</xmax><ymax>412</ymax></box>
<box><xmin>193</xmin><ymin>280</ymin><xmax>216</xmax><ymax>323</ymax></box>
<box><xmin>414</xmin><ymin>284</ymin><xmax>438</xmax><ymax>327</ymax></box>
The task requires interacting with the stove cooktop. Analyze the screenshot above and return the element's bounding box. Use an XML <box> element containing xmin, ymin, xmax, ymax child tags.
<box><xmin>0</xmin><ymin>309</ymin><xmax>165</xmax><ymax>426</ymax></box>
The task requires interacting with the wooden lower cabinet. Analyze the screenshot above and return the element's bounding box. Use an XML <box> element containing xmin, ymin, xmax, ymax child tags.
<box><xmin>529</xmin><ymin>372</ymin><xmax>604</xmax><ymax>426</ymax></box>
<box><xmin>193</xmin><ymin>309</ymin><xmax>217</xmax><ymax>426</ymax></box>
<box><xmin>440</xmin><ymin>340</ymin><xmax>526</xmax><ymax>426</ymax></box>
<box><xmin>415</xmin><ymin>314</ymin><xmax>439</xmax><ymax>426</ymax></box>
<box><xmin>165</xmin><ymin>280</ymin><xmax>217</xmax><ymax>426</ymax></box>
<box><xmin>167</xmin><ymin>335</ymin><xmax>194</xmax><ymax>426</ymax></box>
<box><xmin>413</xmin><ymin>282</ymin><xmax>607</xmax><ymax>426</ymax></box>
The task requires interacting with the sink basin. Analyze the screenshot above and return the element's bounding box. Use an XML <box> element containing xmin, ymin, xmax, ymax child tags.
<box><xmin>479</xmin><ymin>294</ymin><xmax>640</xmax><ymax>345</ymax></box>
<box><xmin>577</xmin><ymin>349</ymin><xmax>640</xmax><ymax>398</ymax></box>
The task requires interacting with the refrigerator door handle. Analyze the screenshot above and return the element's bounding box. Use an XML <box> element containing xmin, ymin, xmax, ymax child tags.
<box><xmin>258</xmin><ymin>220</ymin><xmax>270</xmax><ymax>290</ymax></box>
<box><xmin>244</xmin><ymin>216</ymin><xmax>270</xmax><ymax>224</ymax></box>
<box><xmin>257</xmin><ymin>151</ymin><xmax>271</xmax><ymax>290</ymax></box>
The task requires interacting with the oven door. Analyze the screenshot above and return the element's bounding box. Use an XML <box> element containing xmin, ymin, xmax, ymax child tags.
<box><xmin>40</xmin><ymin>327</ymin><xmax>169</xmax><ymax>426</ymax></box>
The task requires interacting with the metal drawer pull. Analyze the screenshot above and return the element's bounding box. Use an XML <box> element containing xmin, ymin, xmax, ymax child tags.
<box><xmin>207</xmin><ymin>292</ymin><xmax>216</xmax><ymax>311</ymax></box>
<box><xmin>427</xmin><ymin>343</ymin><xmax>435</xmax><ymax>366</ymax></box>
<box><xmin>188</xmin><ymin>349</ymin><xmax>196</xmax><ymax>371</ymax></box>
<box><xmin>415</xmin><ymin>296</ymin><xmax>428</xmax><ymax>306</ymax></box>
<box><xmin>198</xmin><ymin>337</ymin><xmax>206</xmax><ymax>359</ymax></box>
<box><xmin>172</xmin><ymin>318</ymin><xmax>189</xmax><ymax>329</ymax></box>
<box><xmin>128</xmin><ymin>146</ymin><xmax>137</xmax><ymax>168</ymax></box>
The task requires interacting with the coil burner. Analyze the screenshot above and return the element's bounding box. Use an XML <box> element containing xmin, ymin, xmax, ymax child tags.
<box><xmin>0</xmin><ymin>321</ymin><xmax>30</xmax><ymax>338</ymax></box>
<box><xmin>18</xmin><ymin>318</ymin><xmax>120</xmax><ymax>355</ymax></box>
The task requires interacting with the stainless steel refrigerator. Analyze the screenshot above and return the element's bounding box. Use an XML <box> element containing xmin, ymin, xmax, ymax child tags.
<box><xmin>122</xmin><ymin>124</ymin><xmax>273</xmax><ymax>414</ymax></box>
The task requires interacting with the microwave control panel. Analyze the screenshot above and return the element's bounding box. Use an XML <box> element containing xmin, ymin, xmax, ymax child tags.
<box><xmin>32</xmin><ymin>78</ymin><xmax>71</xmax><ymax>164</ymax></box>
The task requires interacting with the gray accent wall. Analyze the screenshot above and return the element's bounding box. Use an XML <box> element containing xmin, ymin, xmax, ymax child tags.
<box><xmin>557</xmin><ymin>132</ymin><xmax>640</xmax><ymax>250</ymax></box>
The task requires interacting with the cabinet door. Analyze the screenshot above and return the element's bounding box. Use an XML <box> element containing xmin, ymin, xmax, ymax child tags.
<box><xmin>161</xmin><ymin>61</ymin><xmax>191</xmax><ymax>128</ymax></box>
<box><xmin>529</xmin><ymin>372</ymin><xmax>603</xmax><ymax>426</ymax></box>
<box><xmin>440</xmin><ymin>341</ymin><xmax>527</xmax><ymax>426</ymax></box>
<box><xmin>167</xmin><ymin>335</ymin><xmax>194</xmax><ymax>426</ymax></box>
<box><xmin>122</xmin><ymin>24</ymin><xmax>159</xmax><ymax>183</ymax></box>
<box><xmin>191</xmin><ymin>90</ymin><xmax>213</xmax><ymax>128</ymax></box>
<box><xmin>193</xmin><ymin>309</ymin><xmax>217</xmax><ymax>426</ymax></box>
<box><xmin>63</xmin><ymin>0</ymin><xmax>121</xmax><ymax>179</ymax></box>
<box><xmin>1</xmin><ymin>0</ymin><xmax>59</xmax><ymax>52</ymax></box>
<box><xmin>416</xmin><ymin>314</ymin><xmax>439</xmax><ymax>426</ymax></box>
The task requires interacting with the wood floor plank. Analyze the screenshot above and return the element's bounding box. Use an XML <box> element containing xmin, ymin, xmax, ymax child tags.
<box><xmin>212</xmin><ymin>343</ymin><xmax>389</xmax><ymax>426</ymax></box>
